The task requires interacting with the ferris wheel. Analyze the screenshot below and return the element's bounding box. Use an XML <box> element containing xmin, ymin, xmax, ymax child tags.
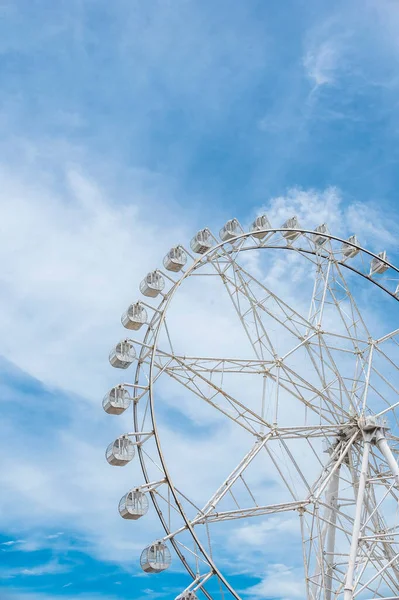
<box><xmin>103</xmin><ymin>215</ymin><xmax>399</xmax><ymax>600</ymax></box>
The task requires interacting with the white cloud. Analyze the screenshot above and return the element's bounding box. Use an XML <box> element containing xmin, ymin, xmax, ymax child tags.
<box><xmin>245</xmin><ymin>563</ymin><xmax>305</xmax><ymax>600</ymax></box>
<box><xmin>257</xmin><ymin>186</ymin><xmax>397</xmax><ymax>250</ymax></box>
<box><xmin>232</xmin><ymin>516</ymin><xmax>299</xmax><ymax>547</ymax></box>
<box><xmin>0</xmin><ymin>559</ymin><xmax>70</xmax><ymax>580</ymax></box>
<box><xmin>0</xmin><ymin>160</ymin><xmax>191</xmax><ymax>399</ymax></box>
<box><xmin>303</xmin><ymin>40</ymin><xmax>339</xmax><ymax>87</ymax></box>
<box><xmin>1</xmin><ymin>593</ymin><xmax>120</xmax><ymax>600</ymax></box>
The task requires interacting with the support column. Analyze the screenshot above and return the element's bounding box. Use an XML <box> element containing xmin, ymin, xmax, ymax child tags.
<box><xmin>325</xmin><ymin>467</ymin><xmax>340</xmax><ymax>600</ymax></box>
<box><xmin>375</xmin><ymin>430</ymin><xmax>399</xmax><ymax>487</ymax></box>
<box><xmin>344</xmin><ymin>435</ymin><xmax>372</xmax><ymax>600</ymax></box>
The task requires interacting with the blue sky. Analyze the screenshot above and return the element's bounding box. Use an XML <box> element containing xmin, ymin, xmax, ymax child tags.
<box><xmin>1</xmin><ymin>1</ymin><xmax>399</xmax><ymax>599</ymax></box>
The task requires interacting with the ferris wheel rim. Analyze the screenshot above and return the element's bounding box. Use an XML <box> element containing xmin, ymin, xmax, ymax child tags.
<box><xmin>132</xmin><ymin>227</ymin><xmax>399</xmax><ymax>599</ymax></box>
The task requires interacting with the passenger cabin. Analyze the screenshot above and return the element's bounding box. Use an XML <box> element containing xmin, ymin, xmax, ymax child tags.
<box><xmin>106</xmin><ymin>437</ymin><xmax>135</xmax><ymax>466</ymax></box>
<box><xmin>140</xmin><ymin>542</ymin><xmax>171</xmax><ymax>573</ymax></box>
<box><xmin>119</xmin><ymin>490</ymin><xmax>149</xmax><ymax>520</ymax></box>
<box><xmin>370</xmin><ymin>251</ymin><xmax>389</xmax><ymax>276</ymax></box>
<box><xmin>250</xmin><ymin>214</ymin><xmax>271</xmax><ymax>239</ymax></box>
<box><xmin>163</xmin><ymin>246</ymin><xmax>187</xmax><ymax>272</ymax></box>
<box><xmin>342</xmin><ymin>235</ymin><xmax>360</xmax><ymax>259</ymax></box>
<box><xmin>219</xmin><ymin>218</ymin><xmax>242</xmax><ymax>241</ymax></box>
<box><xmin>176</xmin><ymin>593</ymin><xmax>198</xmax><ymax>600</ymax></box>
<box><xmin>103</xmin><ymin>386</ymin><xmax>131</xmax><ymax>415</ymax></box>
<box><xmin>121</xmin><ymin>302</ymin><xmax>147</xmax><ymax>330</ymax></box>
<box><xmin>109</xmin><ymin>340</ymin><xmax>136</xmax><ymax>369</ymax></box>
<box><xmin>313</xmin><ymin>223</ymin><xmax>328</xmax><ymax>246</ymax></box>
<box><xmin>190</xmin><ymin>229</ymin><xmax>213</xmax><ymax>254</ymax></box>
<box><xmin>281</xmin><ymin>216</ymin><xmax>301</xmax><ymax>241</ymax></box>
<box><xmin>140</xmin><ymin>271</ymin><xmax>165</xmax><ymax>297</ymax></box>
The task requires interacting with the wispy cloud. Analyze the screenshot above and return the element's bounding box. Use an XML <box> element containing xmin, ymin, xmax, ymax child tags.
<box><xmin>303</xmin><ymin>39</ymin><xmax>339</xmax><ymax>88</ymax></box>
<box><xmin>245</xmin><ymin>563</ymin><xmax>305</xmax><ymax>599</ymax></box>
<box><xmin>0</xmin><ymin>560</ymin><xmax>70</xmax><ymax>580</ymax></box>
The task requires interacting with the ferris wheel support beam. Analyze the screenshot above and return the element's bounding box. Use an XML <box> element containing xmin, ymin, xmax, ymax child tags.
<box><xmin>348</xmin><ymin>442</ymin><xmax>399</xmax><ymax>595</ymax></box>
<box><xmin>344</xmin><ymin>434</ymin><xmax>372</xmax><ymax>600</ymax></box>
<box><xmin>375</xmin><ymin>430</ymin><xmax>399</xmax><ymax>487</ymax></box>
<box><xmin>325</xmin><ymin>466</ymin><xmax>340</xmax><ymax>600</ymax></box>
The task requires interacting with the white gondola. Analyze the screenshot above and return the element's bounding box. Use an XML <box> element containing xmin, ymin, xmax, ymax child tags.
<box><xmin>395</xmin><ymin>284</ymin><xmax>399</xmax><ymax>299</ymax></box>
<box><xmin>219</xmin><ymin>218</ymin><xmax>242</xmax><ymax>241</ymax></box>
<box><xmin>176</xmin><ymin>592</ymin><xmax>198</xmax><ymax>600</ymax></box>
<box><xmin>313</xmin><ymin>223</ymin><xmax>328</xmax><ymax>246</ymax></box>
<box><xmin>102</xmin><ymin>386</ymin><xmax>131</xmax><ymax>415</ymax></box>
<box><xmin>140</xmin><ymin>271</ymin><xmax>165</xmax><ymax>297</ymax></box>
<box><xmin>190</xmin><ymin>229</ymin><xmax>213</xmax><ymax>254</ymax></box>
<box><xmin>106</xmin><ymin>437</ymin><xmax>135</xmax><ymax>466</ymax></box>
<box><xmin>370</xmin><ymin>251</ymin><xmax>389</xmax><ymax>276</ymax></box>
<box><xmin>281</xmin><ymin>216</ymin><xmax>301</xmax><ymax>241</ymax></box>
<box><xmin>140</xmin><ymin>542</ymin><xmax>171</xmax><ymax>573</ymax></box>
<box><xmin>250</xmin><ymin>214</ymin><xmax>272</xmax><ymax>239</ymax></box>
<box><xmin>342</xmin><ymin>235</ymin><xmax>360</xmax><ymax>259</ymax></box>
<box><xmin>109</xmin><ymin>340</ymin><xmax>136</xmax><ymax>369</ymax></box>
<box><xmin>163</xmin><ymin>246</ymin><xmax>187</xmax><ymax>272</ymax></box>
<box><xmin>119</xmin><ymin>490</ymin><xmax>149</xmax><ymax>520</ymax></box>
<box><xmin>121</xmin><ymin>302</ymin><xmax>147</xmax><ymax>330</ymax></box>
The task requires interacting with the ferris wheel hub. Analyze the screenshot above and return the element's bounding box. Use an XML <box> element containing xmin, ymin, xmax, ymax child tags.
<box><xmin>359</xmin><ymin>415</ymin><xmax>388</xmax><ymax>433</ymax></box>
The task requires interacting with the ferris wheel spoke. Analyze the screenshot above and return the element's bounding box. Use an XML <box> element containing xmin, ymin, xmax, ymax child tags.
<box><xmin>372</xmin><ymin>345</ymin><xmax>399</xmax><ymax>419</ymax></box>
<box><xmin>234</xmin><ymin>268</ymin><xmax>355</xmax><ymax>422</ymax></box>
<box><xmin>279</xmin><ymin>361</ymin><xmax>351</xmax><ymax>423</ymax></box>
<box><xmin>151</xmin><ymin>351</ymin><xmax>274</xmax><ymax>434</ymax></box>
<box><xmin>190</xmin><ymin>435</ymin><xmax>273</xmax><ymax>522</ymax></box>
<box><xmin>329</xmin><ymin>261</ymin><xmax>372</xmax><ymax>342</ymax></box>
<box><xmin>193</xmin><ymin>499</ymin><xmax>306</xmax><ymax>524</ymax></box>
<box><xmin>230</xmin><ymin>258</ymin><xmax>317</xmax><ymax>335</ymax></box>
<box><xmin>210</xmin><ymin>247</ymin><xmax>358</xmax><ymax>426</ymax></box>
<box><xmin>375</xmin><ymin>328</ymin><xmax>399</xmax><ymax>346</ymax></box>
<box><xmin>324</xmin><ymin>267</ymin><xmax>375</xmax><ymax>414</ymax></box>
<box><xmin>307</xmin><ymin>251</ymin><xmax>333</xmax><ymax>330</ymax></box>
<box><xmin>306</xmin><ymin>333</ymin><xmax>358</xmax><ymax>415</ymax></box>
<box><xmin>208</xmin><ymin>247</ymin><xmax>317</xmax><ymax>362</ymax></box>
<box><xmin>303</xmin><ymin>254</ymin><xmax>376</xmax><ymax>418</ymax></box>
<box><xmin>220</xmin><ymin>266</ymin><xmax>309</xmax><ymax>351</ymax></box>
<box><xmin>156</xmin><ymin>352</ymin><xmax>276</xmax><ymax>374</ymax></box>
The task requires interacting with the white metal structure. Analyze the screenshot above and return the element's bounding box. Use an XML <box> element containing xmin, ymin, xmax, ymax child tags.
<box><xmin>104</xmin><ymin>217</ymin><xmax>399</xmax><ymax>599</ymax></box>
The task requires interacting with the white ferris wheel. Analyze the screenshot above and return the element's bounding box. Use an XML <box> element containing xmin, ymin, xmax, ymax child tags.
<box><xmin>103</xmin><ymin>215</ymin><xmax>399</xmax><ymax>600</ymax></box>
